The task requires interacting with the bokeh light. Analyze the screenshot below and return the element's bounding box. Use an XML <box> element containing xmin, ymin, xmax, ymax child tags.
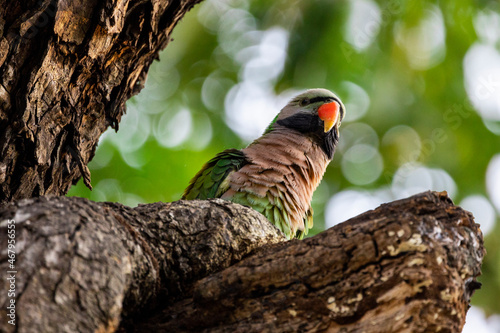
<box><xmin>325</xmin><ymin>189</ymin><xmax>391</xmax><ymax>228</ymax></box>
<box><xmin>154</xmin><ymin>108</ymin><xmax>193</xmax><ymax>148</ymax></box>
<box><xmin>486</xmin><ymin>153</ymin><xmax>500</xmax><ymax>213</ymax></box>
<box><xmin>462</xmin><ymin>306</ymin><xmax>500</xmax><ymax>333</ymax></box>
<box><xmin>337</xmin><ymin>123</ymin><xmax>379</xmax><ymax>154</ymax></box>
<box><xmin>394</xmin><ymin>4</ymin><xmax>446</xmax><ymax>70</ymax></box>
<box><xmin>106</xmin><ymin>103</ymin><xmax>151</xmax><ymax>154</ymax></box>
<box><xmin>382</xmin><ymin>125</ymin><xmax>421</xmax><ymax>166</ymax></box>
<box><xmin>224</xmin><ymin>27</ymin><xmax>291</xmax><ymax>141</ymax></box>
<box><xmin>464</xmin><ymin>10</ymin><xmax>500</xmax><ymax>135</ymax></box>
<box><xmin>392</xmin><ymin>163</ymin><xmax>457</xmax><ymax>199</ymax></box>
<box><xmin>341</xmin><ymin>144</ymin><xmax>384</xmax><ymax>185</ymax></box>
<box><xmin>460</xmin><ymin>195</ymin><xmax>496</xmax><ymax>236</ymax></box>
<box><xmin>344</xmin><ymin>0</ymin><xmax>381</xmax><ymax>52</ymax></box>
<box><xmin>340</xmin><ymin>81</ymin><xmax>370</xmax><ymax>122</ymax></box>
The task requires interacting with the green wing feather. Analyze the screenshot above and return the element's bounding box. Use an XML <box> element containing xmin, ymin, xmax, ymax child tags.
<box><xmin>295</xmin><ymin>207</ymin><xmax>313</xmax><ymax>240</ymax></box>
<box><xmin>182</xmin><ymin>149</ymin><xmax>247</xmax><ymax>200</ymax></box>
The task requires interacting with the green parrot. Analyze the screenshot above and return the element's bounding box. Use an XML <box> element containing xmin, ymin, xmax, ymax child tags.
<box><xmin>183</xmin><ymin>88</ymin><xmax>345</xmax><ymax>239</ymax></box>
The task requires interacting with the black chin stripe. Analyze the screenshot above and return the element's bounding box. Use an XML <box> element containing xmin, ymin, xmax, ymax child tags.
<box><xmin>323</xmin><ymin>129</ymin><xmax>338</xmax><ymax>159</ymax></box>
<box><xmin>276</xmin><ymin>114</ymin><xmax>338</xmax><ymax>160</ymax></box>
<box><xmin>277</xmin><ymin>113</ymin><xmax>319</xmax><ymax>133</ymax></box>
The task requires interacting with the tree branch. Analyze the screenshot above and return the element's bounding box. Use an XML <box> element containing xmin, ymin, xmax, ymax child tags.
<box><xmin>0</xmin><ymin>196</ymin><xmax>284</xmax><ymax>332</ymax></box>
<box><xmin>0</xmin><ymin>191</ymin><xmax>484</xmax><ymax>332</ymax></box>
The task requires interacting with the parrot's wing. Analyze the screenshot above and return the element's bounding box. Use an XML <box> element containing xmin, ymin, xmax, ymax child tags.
<box><xmin>182</xmin><ymin>148</ymin><xmax>248</xmax><ymax>200</ymax></box>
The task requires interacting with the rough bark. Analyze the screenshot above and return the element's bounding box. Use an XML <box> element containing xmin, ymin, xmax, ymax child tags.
<box><xmin>0</xmin><ymin>191</ymin><xmax>484</xmax><ymax>332</ymax></box>
<box><xmin>0</xmin><ymin>196</ymin><xmax>285</xmax><ymax>332</ymax></box>
<box><xmin>0</xmin><ymin>0</ymin><xmax>201</xmax><ymax>204</ymax></box>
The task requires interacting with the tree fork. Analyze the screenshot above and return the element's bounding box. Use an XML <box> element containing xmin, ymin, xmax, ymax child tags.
<box><xmin>0</xmin><ymin>191</ymin><xmax>484</xmax><ymax>332</ymax></box>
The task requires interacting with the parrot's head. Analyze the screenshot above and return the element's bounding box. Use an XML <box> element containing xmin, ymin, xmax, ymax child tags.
<box><xmin>272</xmin><ymin>88</ymin><xmax>345</xmax><ymax>159</ymax></box>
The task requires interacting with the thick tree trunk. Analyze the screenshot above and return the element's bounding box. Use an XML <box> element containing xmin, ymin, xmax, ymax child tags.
<box><xmin>0</xmin><ymin>0</ymin><xmax>200</xmax><ymax>204</ymax></box>
<box><xmin>0</xmin><ymin>191</ymin><xmax>484</xmax><ymax>332</ymax></box>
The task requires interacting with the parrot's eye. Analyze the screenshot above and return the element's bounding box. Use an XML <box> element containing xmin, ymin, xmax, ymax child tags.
<box><xmin>300</xmin><ymin>98</ymin><xmax>310</xmax><ymax>106</ymax></box>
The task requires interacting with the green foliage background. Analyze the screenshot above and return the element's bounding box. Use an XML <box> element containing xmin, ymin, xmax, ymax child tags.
<box><xmin>68</xmin><ymin>0</ymin><xmax>500</xmax><ymax>319</ymax></box>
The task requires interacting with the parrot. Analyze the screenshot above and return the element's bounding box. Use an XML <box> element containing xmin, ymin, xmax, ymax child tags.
<box><xmin>182</xmin><ymin>88</ymin><xmax>345</xmax><ymax>239</ymax></box>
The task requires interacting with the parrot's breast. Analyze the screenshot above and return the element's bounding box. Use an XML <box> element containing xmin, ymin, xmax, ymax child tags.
<box><xmin>221</xmin><ymin>129</ymin><xmax>330</xmax><ymax>237</ymax></box>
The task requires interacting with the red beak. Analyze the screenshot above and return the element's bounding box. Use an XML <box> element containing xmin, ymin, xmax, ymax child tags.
<box><xmin>318</xmin><ymin>102</ymin><xmax>340</xmax><ymax>132</ymax></box>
